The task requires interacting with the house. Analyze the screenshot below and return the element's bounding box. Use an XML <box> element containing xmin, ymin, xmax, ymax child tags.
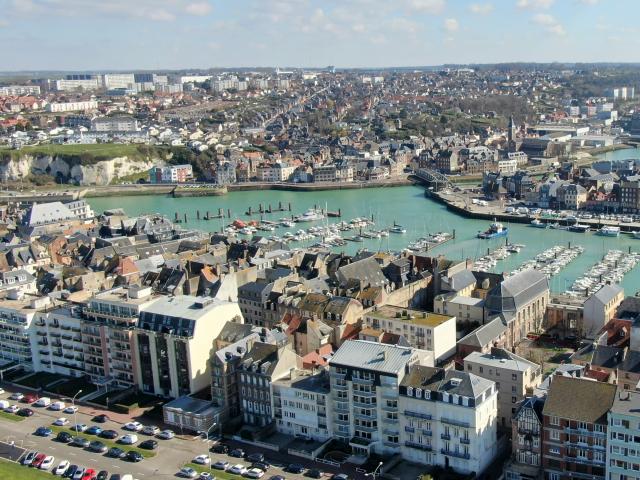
<box><xmin>607</xmin><ymin>388</ymin><xmax>640</xmax><ymax>480</ymax></box>
<box><xmin>583</xmin><ymin>285</ymin><xmax>624</xmax><ymax>339</ymax></box>
<box><xmin>503</xmin><ymin>396</ymin><xmax>545</xmax><ymax>480</ymax></box>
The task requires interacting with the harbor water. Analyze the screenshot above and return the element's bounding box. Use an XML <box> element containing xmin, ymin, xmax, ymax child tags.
<box><xmin>88</xmin><ymin>148</ymin><xmax>640</xmax><ymax>294</ymax></box>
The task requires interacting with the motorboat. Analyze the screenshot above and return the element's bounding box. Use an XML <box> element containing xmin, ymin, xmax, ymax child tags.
<box><xmin>598</xmin><ymin>226</ymin><xmax>620</xmax><ymax>237</ymax></box>
<box><xmin>477</xmin><ymin>221</ymin><xmax>508</xmax><ymax>239</ymax></box>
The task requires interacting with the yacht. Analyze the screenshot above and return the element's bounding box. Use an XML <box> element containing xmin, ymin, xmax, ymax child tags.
<box><xmin>294</xmin><ymin>209</ymin><xmax>324</xmax><ymax>222</ymax></box>
<box><xmin>598</xmin><ymin>226</ymin><xmax>620</xmax><ymax>237</ymax></box>
<box><xmin>568</xmin><ymin>224</ymin><xmax>590</xmax><ymax>233</ymax></box>
<box><xmin>390</xmin><ymin>225</ymin><xmax>407</xmax><ymax>234</ymax></box>
<box><xmin>530</xmin><ymin>219</ymin><xmax>547</xmax><ymax>229</ymax></box>
<box><xmin>477</xmin><ymin>221</ymin><xmax>508</xmax><ymax>239</ymax></box>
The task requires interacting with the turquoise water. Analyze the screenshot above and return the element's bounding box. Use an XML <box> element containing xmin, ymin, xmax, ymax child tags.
<box><xmin>88</xmin><ymin>147</ymin><xmax>640</xmax><ymax>294</ymax></box>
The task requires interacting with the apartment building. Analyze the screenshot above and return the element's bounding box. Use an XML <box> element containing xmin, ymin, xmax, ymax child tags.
<box><xmin>398</xmin><ymin>365</ymin><xmax>498</xmax><ymax>476</ymax></box>
<box><xmin>136</xmin><ymin>295</ymin><xmax>243</xmax><ymax>398</ymax></box>
<box><xmin>434</xmin><ymin>294</ymin><xmax>485</xmax><ymax>325</ymax></box>
<box><xmin>46</xmin><ymin>100</ymin><xmax>98</xmax><ymax>113</ymax></box>
<box><xmin>607</xmin><ymin>388</ymin><xmax>640</xmax><ymax>480</ymax></box>
<box><xmin>102</xmin><ymin>73</ymin><xmax>135</xmax><ymax>89</ymax></box>
<box><xmin>149</xmin><ymin>164</ymin><xmax>194</xmax><ymax>183</ymax></box>
<box><xmin>328</xmin><ymin>340</ymin><xmax>429</xmax><ymax>459</ymax></box>
<box><xmin>272</xmin><ymin>369</ymin><xmax>331</xmax><ymax>442</ymax></box>
<box><xmin>542</xmin><ymin>376</ymin><xmax>615</xmax><ymax>480</ymax></box>
<box><xmin>33</xmin><ymin>305</ymin><xmax>85</xmax><ymax>377</ymax></box>
<box><xmin>256</xmin><ymin>162</ymin><xmax>296</xmax><ymax>182</ymax></box>
<box><xmin>64</xmin><ymin>200</ymin><xmax>95</xmax><ymax>221</ymax></box>
<box><xmin>92</xmin><ymin>116</ymin><xmax>140</xmax><ymax>132</ymax></box>
<box><xmin>0</xmin><ymin>85</ymin><xmax>41</xmax><ymax>96</ymax></box>
<box><xmin>54</xmin><ymin>77</ymin><xmax>100</xmax><ymax>91</ymax></box>
<box><xmin>504</xmin><ymin>396</ymin><xmax>545</xmax><ymax>480</ymax></box>
<box><xmin>582</xmin><ymin>285</ymin><xmax>624</xmax><ymax>339</ymax></box>
<box><xmin>363</xmin><ymin>305</ymin><xmax>456</xmax><ymax>362</ymax></box>
<box><xmin>464</xmin><ymin>348</ymin><xmax>542</xmax><ymax>430</ymax></box>
<box><xmin>0</xmin><ymin>296</ymin><xmax>49</xmax><ymax>369</ymax></box>
<box><xmin>82</xmin><ymin>286</ymin><xmax>159</xmax><ymax>389</ymax></box>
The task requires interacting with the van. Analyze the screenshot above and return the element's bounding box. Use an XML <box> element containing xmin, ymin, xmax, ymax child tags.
<box><xmin>0</xmin><ymin>400</ymin><xmax>10</xmax><ymax>409</ymax></box>
<box><xmin>34</xmin><ymin>397</ymin><xmax>51</xmax><ymax>407</ymax></box>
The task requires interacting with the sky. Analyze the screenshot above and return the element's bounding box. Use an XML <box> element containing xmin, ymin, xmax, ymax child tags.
<box><xmin>0</xmin><ymin>0</ymin><xmax>639</xmax><ymax>71</ymax></box>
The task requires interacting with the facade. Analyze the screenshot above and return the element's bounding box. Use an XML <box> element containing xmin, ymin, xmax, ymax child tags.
<box><xmin>102</xmin><ymin>73</ymin><xmax>135</xmax><ymax>89</ymax></box>
<box><xmin>46</xmin><ymin>100</ymin><xmax>99</xmax><ymax>113</ymax></box>
<box><xmin>256</xmin><ymin>163</ymin><xmax>296</xmax><ymax>182</ymax></box>
<box><xmin>464</xmin><ymin>348</ymin><xmax>542</xmax><ymax>430</ymax></box>
<box><xmin>149</xmin><ymin>164</ymin><xmax>194</xmax><ymax>183</ymax></box>
<box><xmin>362</xmin><ymin>305</ymin><xmax>456</xmax><ymax>362</ymax></box>
<box><xmin>399</xmin><ymin>365</ymin><xmax>498</xmax><ymax>476</ymax></box>
<box><xmin>498</xmin><ymin>158</ymin><xmax>519</xmax><ymax>174</ymax></box>
<box><xmin>33</xmin><ymin>306</ymin><xmax>85</xmax><ymax>377</ymax></box>
<box><xmin>0</xmin><ymin>85</ymin><xmax>41</xmax><ymax>96</ymax></box>
<box><xmin>607</xmin><ymin>388</ymin><xmax>640</xmax><ymax>480</ymax></box>
<box><xmin>136</xmin><ymin>295</ymin><xmax>243</xmax><ymax>398</ymax></box>
<box><xmin>0</xmin><ymin>297</ymin><xmax>46</xmax><ymax>369</ymax></box>
<box><xmin>504</xmin><ymin>396</ymin><xmax>545</xmax><ymax>480</ymax></box>
<box><xmin>272</xmin><ymin>369</ymin><xmax>331</xmax><ymax>441</ymax></box>
<box><xmin>542</xmin><ymin>376</ymin><xmax>615</xmax><ymax>480</ymax></box>
<box><xmin>64</xmin><ymin>200</ymin><xmax>95</xmax><ymax>221</ymax></box>
<box><xmin>92</xmin><ymin>116</ymin><xmax>140</xmax><ymax>132</ymax></box>
<box><xmin>620</xmin><ymin>175</ymin><xmax>640</xmax><ymax>213</ymax></box>
<box><xmin>582</xmin><ymin>285</ymin><xmax>624</xmax><ymax>339</ymax></box>
<box><xmin>54</xmin><ymin>78</ymin><xmax>100</xmax><ymax>91</ymax></box>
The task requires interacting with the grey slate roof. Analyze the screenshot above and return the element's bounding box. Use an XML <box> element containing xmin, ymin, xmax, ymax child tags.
<box><xmin>457</xmin><ymin>317</ymin><xmax>507</xmax><ymax>348</ymax></box>
<box><xmin>335</xmin><ymin>257</ymin><xmax>388</xmax><ymax>288</ymax></box>
<box><xmin>24</xmin><ymin>202</ymin><xmax>78</xmax><ymax>226</ymax></box>
<box><xmin>485</xmin><ymin>269</ymin><xmax>548</xmax><ymax>314</ymax></box>
<box><xmin>329</xmin><ymin>340</ymin><xmax>415</xmax><ymax>375</ymax></box>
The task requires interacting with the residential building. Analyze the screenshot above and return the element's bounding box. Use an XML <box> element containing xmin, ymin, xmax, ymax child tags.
<box><xmin>0</xmin><ymin>296</ymin><xmax>49</xmax><ymax>370</ymax></box>
<box><xmin>434</xmin><ymin>294</ymin><xmax>485</xmax><ymax>325</ymax></box>
<box><xmin>272</xmin><ymin>369</ymin><xmax>331</xmax><ymax>441</ymax></box>
<box><xmin>620</xmin><ymin>175</ymin><xmax>640</xmax><ymax>213</ymax></box>
<box><xmin>46</xmin><ymin>100</ymin><xmax>98</xmax><ymax>113</ymax></box>
<box><xmin>363</xmin><ymin>305</ymin><xmax>456</xmax><ymax>362</ymax></box>
<box><xmin>149</xmin><ymin>164</ymin><xmax>194</xmax><ymax>183</ymax></box>
<box><xmin>64</xmin><ymin>200</ymin><xmax>95</xmax><ymax>221</ymax></box>
<box><xmin>33</xmin><ymin>305</ymin><xmax>85</xmax><ymax>377</ymax></box>
<box><xmin>607</xmin><ymin>388</ymin><xmax>640</xmax><ymax>480</ymax></box>
<box><xmin>22</xmin><ymin>202</ymin><xmax>79</xmax><ymax>227</ymax></box>
<box><xmin>92</xmin><ymin>116</ymin><xmax>140</xmax><ymax>132</ymax></box>
<box><xmin>542</xmin><ymin>376</ymin><xmax>615</xmax><ymax>480</ymax></box>
<box><xmin>464</xmin><ymin>348</ymin><xmax>542</xmax><ymax>430</ymax></box>
<box><xmin>328</xmin><ymin>340</ymin><xmax>429</xmax><ymax>459</ymax></box>
<box><xmin>54</xmin><ymin>77</ymin><xmax>100</xmax><ymax>91</ymax></box>
<box><xmin>582</xmin><ymin>285</ymin><xmax>624</xmax><ymax>339</ymax></box>
<box><xmin>136</xmin><ymin>295</ymin><xmax>243</xmax><ymax>398</ymax></box>
<box><xmin>504</xmin><ymin>396</ymin><xmax>545</xmax><ymax>480</ymax></box>
<box><xmin>0</xmin><ymin>85</ymin><xmax>41</xmax><ymax>96</ymax></box>
<box><xmin>102</xmin><ymin>73</ymin><xmax>135</xmax><ymax>89</ymax></box>
<box><xmin>256</xmin><ymin>162</ymin><xmax>296</xmax><ymax>182</ymax></box>
<box><xmin>163</xmin><ymin>396</ymin><xmax>217</xmax><ymax>433</ymax></box>
<box><xmin>399</xmin><ymin>365</ymin><xmax>499</xmax><ymax>476</ymax></box>
<box><xmin>498</xmin><ymin>158</ymin><xmax>518</xmax><ymax>174</ymax></box>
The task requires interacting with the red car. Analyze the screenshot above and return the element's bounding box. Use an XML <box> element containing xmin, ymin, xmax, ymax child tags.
<box><xmin>31</xmin><ymin>453</ymin><xmax>46</xmax><ymax>468</ymax></box>
<box><xmin>23</xmin><ymin>394</ymin><xmax>38</xmax><ymax>404</ymax></box>
<box><xmin>82</xmin><ymin>468</ymin><xmax>97</xmax><ymax>480</ymax></box>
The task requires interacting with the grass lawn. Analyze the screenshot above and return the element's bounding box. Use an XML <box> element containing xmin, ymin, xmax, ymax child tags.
<box><xmin>49</xmin><ymin>378</ymin><xmax>97</xmax><ymax>398</ymax></box>
<box><xmin>89</xmin><ymin>389</ymin><xmax>126</xmax><ymax>407</ymax></box>
<box><xmin>0</xmin><ymin>410</ymin><xmax>25</xmax><ymax>422</ymax></box>
<box><xmin>185</xmin><ymin>462</ymin><xmax>246</xmax><ymax>480</ymax></box>
<box><xmin>9</xmin><ymin>144</ymin><xmax>143</xmax><ymax>158</ymax></box>
<box><xmin>0</xmin><ymin>459</ymin><xmax>53</xmax><ymax>479</ymax></box>
<box><xmin>14</xmin><ymin>372</ymin><xmax>68</xmax><ymax>390</ymax></box>
<box><xmin>49</xmin><ymin>425</ymin><xmax>156</xmax><ymax>458</ymax></box>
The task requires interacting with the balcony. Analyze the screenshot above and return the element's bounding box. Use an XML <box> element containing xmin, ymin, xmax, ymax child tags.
<box><xmin>404</xmin><ymin>410</ymin><xmax>432</xmax><ymax>420</ymax></box>
<box><xmin>440</xmin><ymin>418</ymin><xmax>470</xmax><ymax>428</ymax></box>
<box><xmin>354</xmin><ymin>411</ymin><xmax>377</xmax><ymax>421</ymax></box>
<box><xmin>332</xmin><ymin>382</ymin><xmax>348</xmax><ymax>391</ymax></box>
<box><xmin>354</xmin><ymin>390</ymin><xmax>376</xmax><ymax>398</ymax></box>
<box><xmin>355</xmin><ymin>424</ymin><xmax>377</xmax><ymax>433</ymax></box>
<box><xmin>441</xmin><ymin>449</ymin><xmax>470</xmax><ymax>460</ymax></box>
<box><xmin>352</xmin><ymin>377</ymin><xmax>374</xmax><ymax>386</ymax></box>
<box><xmin>334</xmin><ymin>418</ymin><xmax>350</xmax><ymax>426</ymax></box>
<box><xmin>405</xmin><ymin>441</ymin><xmax>432</xmax><ymax>452</ymax></box>
<box><xmin>353</xmin><ymin>400</ymin><xmax>376</xmax><ymax>409</ymax></box>
<box><xmin>422</xmin><ymin>430</ymin><xmax>433</xmax><ymax>437</ymax></box>
<box><xmin>564</xmin><ymin>427</ymin><xmax>606</xmax><ymax>438</ymax></box>
<box><xmin>404</xmin><ymin>426</ymin><xmax>415</xmax><ymax>433</ymax></box>
<box><xmin>349</xmin><ymin>436</ymin><xmax>374</xmax><ymax>447</ymax></box>
<box><xmin>381</xmin><ymin>404</ymin><xmax>398</xmax><ymax>412</ymax></box>
<box><xmin>441</xmin><ymin>433</ymin><xmax>451</xmax><ymax>441</ymax></box>
<box><xmin>332</xmin><ymin>371</ymin><xmax>346</xmax><ymax>380</ymax></box>
<box><xmin>334</xmin><ymin>404</ymin><xmax>349</xmax><ymax>412</ymax></box>
<box><xmin>518</xmin><ymin>427</ymin><xmax>539</xmax><ymax>436</ymax></box>
<box><xmin>460</xmin><ymin>437</ymin><xmax>470</xmax><ymax>445</ymax></box>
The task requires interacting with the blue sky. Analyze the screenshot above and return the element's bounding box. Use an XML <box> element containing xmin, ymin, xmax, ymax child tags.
<box><xmin>0</xmin><ymin>0</ymin><xmax>638</xmax><ymax>71</ymax></box>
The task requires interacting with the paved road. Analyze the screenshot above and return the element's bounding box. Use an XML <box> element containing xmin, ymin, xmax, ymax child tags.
<box><xmin>0</xmin><ymin>389</ymin><xmax>363</xmax><ymax>479</ymax></box>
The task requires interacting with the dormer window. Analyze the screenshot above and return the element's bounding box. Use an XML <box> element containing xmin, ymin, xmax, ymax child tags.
<box><xmin>416</xmin><ymin>388</ymin><xmax>422</xmax><ymax>398</ymax></box>
<box><xmin>407</xmin><ymin>387</ymin><xmax>413</xmax><ymax>396</ymax></box>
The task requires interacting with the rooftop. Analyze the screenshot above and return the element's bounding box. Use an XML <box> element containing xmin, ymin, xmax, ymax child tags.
<box><xmin>330</xmin><ymin>340</ymin><xmax>416</xmax><ymax>375</ymax></box>
<box><xmin>464</xmin><ymin>348</ymin><xmax>539</xmax><ymax>372</ymax></box>
<box><xmin>366</xmin><ymin>305</ymin><xmax>454</xmax><ymax>327</ymax></box>
<box><xmin>542</xmin><ymin>376</ymin><xmax>616</xmax><ymax>423</ymax></box>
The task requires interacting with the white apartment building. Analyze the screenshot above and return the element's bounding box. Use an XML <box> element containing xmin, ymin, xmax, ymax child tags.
<box><xmin>328</xmin><ymin>340</ymin><xmax>430</xmax><ymax>459</ymax></box>
<box><xmin>256</xmin><ymin>163</ymin><xmax>296</xmax><ymax>182</ymax></box>
<box><xmin>363</xmin><ymin>305</ymin><xmax>456</xmax><ymax>362</ymax></box>
<box><xmin>92</xmin><ymin>116</ymin><xmax>140</xmax><ymax>132</ymax></box>
<box><xmin>64</xmin><ymin>200</ymin><xmax>95</xmax><ymax>221</ymax></box>
<box><xmin>399</xmin><ymin>365</ymin><xmax>498</xmax><ymax>476</ymax></box>
<box><xmin>46</xmin><ymin>100</ymin><xmax>98</xmax><ymax>113</ymax></box>
<box><xmin>463</xmin><ymin>348</ymin><xmax>542</xmax><ymax>430</ymax></box>
<box><xmin>0</xmin><ymin>296</ymin><xmax>46</xmax><ymax>369</ymax></box>
<box><xmin>272</xmin><ymin>370</ymin><xmax>332</xmax><ymax>442</ymax></box>
<box><xmin>498</xmin><ymin>158</ymin><xmax>518</xmax><ymax>174</ymax></box>
<box><xmin>54</xmin><ymin>79</ymin><xmax>100</xmax><ymax>91</ymax></box>
<box><xmin>0</xmin><ymin>85</ymin><xmax>41</xmax><ymax>96</ymax></box>
<box><xmin>607</xmin><ymin>388</ymin><xmax>640</xmax><ymax>480</ymax></box>
<box><xmin>102</xmin><ymin>73</ymin><xmax>135</xmax><ymax>90</ymax></box>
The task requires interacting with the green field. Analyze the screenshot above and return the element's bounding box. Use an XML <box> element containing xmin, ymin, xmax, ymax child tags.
<box><xmin>0</xmin><ymin>459</ymin><xmax>53</xmax><ymax>479</ymax></box>
<box><xmin>5</xmin><ymin>143</ymin><xmax>143</xmax><ymax>158</ymax></box>
<box><xmin>49</xmin><ymin>425</ymin><xmax>156</xmax><ymax>458</ymax></box>
<box><xmin>0</xmin><ymin>410</ymin><xmax>25</xmax><ymax>422</ymax></box>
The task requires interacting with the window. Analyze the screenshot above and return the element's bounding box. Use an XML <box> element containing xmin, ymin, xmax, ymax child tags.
<box><xmin>549</xmin><ymin>447</ymin><xmax>560</xmax><ymax>455</ymax></box>
<box><xmin>550</xmin><ymin>416</ymin><xmax>560</xmax><ymax>426</ymax></box>
<box><xmin>550</xmin><ymin>429</ymin><xmax>560</xmax><ymax>441</ymax></box>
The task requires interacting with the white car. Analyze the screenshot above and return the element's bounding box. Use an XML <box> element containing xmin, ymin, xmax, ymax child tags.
<box><xmin>245</xmin><ymin>468</ymin><xmax>265</xmax><ymax>479</ymax></box>
<box><xmin>157</xmin><ymin>429</ymin><xmax>175</xmax><ymax>439</ymax></box>
<box><xmin>54</xmin><ymin>460</ymin><xmax>70</xmax><ymax>475</ymax></box>
<box><xmin>193</xmin><ymin>454</ymin><xmax>210</xmax><ymax>465</ymax></box>
<box><xmin>40</xmin><ymin>455</ymin><xmax>55</xmax><ymax>470</ymax></box>
<box><xmin>199</xmin><ymin>473</ymin><xmax>214</xmax><ymax>480</ymax></box>
<box><xmin>123</xmin><ymin>421</ymin><xmax>143</xmax><ymax>432</ymax></box>
<box><xmin>49</xmin><ymin>401</ymin><xmax>66</xmax><ymax>411</ymax></box>
<box><xmin>119</xmin><ymin>434</ymin><xmax>138</xmax><ymax>445</ymax></box>
<box><xmin>34</xmin><ymin>397</ymin><xmax>51</xmax><ymax>407</ymax></box>
<box><xmin>63</xmin><ymin>405</ymin><xmax>78</xmax><ymax>414</ymax></box>
<box><xmin>228</xmin><ymin>464</ymin><xmax>247</xmax><ymax>475</ymax></box>
<box><xmin>142</xmin><ymin>425</ymin><xmax>159</xmax><ymax>435</ymax></box>
<box><xmin>0</xmin><ymin>388</ymin><xmax>4</xmax><ymax>394</ymax></box>
<box><xmin>4</xmin><ymin>405</ymin><xmax>19</xmax><ymax>414</ymax></box>
<box><xmin>53</xmin><ymin>417</ymin><xmax>69</xmax><ymax>426</ymax></box>
<box><xmin>179</xmin><ymin>467</ymin><xmax>197</xmax><ymax>478</ymax></box>
<box><xmin>10</xmin><ymin>392</ymin><xmax>24</xmax><ymax>401</ymax></box>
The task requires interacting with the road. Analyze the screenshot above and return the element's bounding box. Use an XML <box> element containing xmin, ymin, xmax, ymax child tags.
<box><xmin>0</xmin><ymin>389</ymin><xmax>363</xmax><ymax>479</ymax></box>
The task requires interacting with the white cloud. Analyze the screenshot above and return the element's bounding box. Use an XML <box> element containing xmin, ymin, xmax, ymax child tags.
<box><xmin>407</xmin><ymin>0</ymin><xmax>446</xmax><ymax>14</ymax></box>
<box><xmin>469</xmin><ymin>3</ymin><xmax>494</xmax><ymax>14</ymax></box>
<box><xmin>185</xmin><ymin>2</ymin><xmax>213</xmax><ymax>16</ymax></box>
<box><xmin>517</xmin><ymin>0</ymin><xmax>555</xmax><ymax>9</ymax></box>
<box><xmin>532</xmin><ymin>13</ymin><xmax>566</xmax><ymax>35</ymax></box>
<box><xmin>443</xmin><ymin>18</ymin><xmax>459</xmax><ymax>32</ymax></box>
<box><xmin>389</xmin><ymin>17</ymin><xmax>419</xmax><ymax>35</ymax></box>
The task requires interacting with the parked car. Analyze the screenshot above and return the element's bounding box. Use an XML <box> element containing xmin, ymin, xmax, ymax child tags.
<box><xmin>54</xmin><ymin>417</ymin><xmax>70</xmax><ymax>426</ymax></box>
<box><xmin>10</xmin><ymin>392</ymin><xmax>24</xmax><ymax>401</ymax></box>
<box><xmin>56</xmin><ymin>431</ymin><xmax>73</xmax><ymax>443</ymax></box>
<box><xmin>64</xmin><ymin>464</ymin><xmax>79</xmax><ymax>478</ymax></box>
<box><xmin>252</xmin><ymin>461</ymin><xmax>270</xmax><ymax>471</ymax></box>
<box><xmin>107</xmin><ymin>447</ymin><xmax>126</xmax><ymax>459</ymax></box>
<box><xmin>34</xmin><ymin>397</ymin><xmax>51</xmax><ymax>407</ymax></box>
<box><xmin>54</xmin><ymin>460</ymin><xmax>70</xmax><ymax>475</ymax></box>
<box><xmin>269</xmin><ymin>476</ymin><xmax>286</xmax><ymax>480</ymax></box>
<box><xmin>286</xmin><ymin>464</ymin><xmax>305</xmax><ymax>474</ymax></box>
<box><xmin>0</xmin><ymin>400</ymin><xmax>9</xmax><ymax>410</ymax></box>
<box><xmin>35</xmin><ymin>426</ymin><xmax>53</xmax><ymax>437</ymax></box>
<box><xmin>81</xmin><ymin>468</ymin><xmax>96</xmax><ymax>480</ymax></box>
<box><xmin>23</xmin><ymin>394</ymin><xmax>38</xmax><ymax>404</ymax></box>
<box><xmin>40</xmin><ymin>455</ymin><xmax>55</xmax><ymax>470</ymax></box>
<box><xmin>142</xmin><ymin>425</ymin><xmax>159</xmax><ymax>435</ymax></box>
<box><xmin>96</xmin><ymin>471</ymin><xmax>109</xmax><ymax>480</ymax></box>
<box><xmin>123</xmin><ymin>421</ymin><xmax>142</xmax><ymax>432</ymax></box>
<box><xmin>50</xmin><ymin>401</ymin><xmax>66</xmax><ymax>411</ymax></box>
<box><xmin>229</xmin><ymin>448</ymin><xmax>245</xmax><ymax>458</ymax></box>
<box><xmin>88</xmin><ymin>441</ymin><xmax>108</xmax><ymax>453</ymax></box>
<box><xmin>72</xmin><ymin>424</ymin><xmax>88</xmax><ymax>433</ymax></box>
<box><xmin>193</xmin><ymin>454</ymin><xmax>210</xmax><ymax>465</ymax></box>
<box><xmin>5</xmin><ymin>404</ymin><xmax>20</xmax><ymax>414</ymax></box>
<box><xmin>17</xmin><ymin>407</ymin><xmax>34</xmax><ymax>417</ymax></box>
<box><xmin>157</xmin><ymin>429</ymin><xmax>175</xmax><ymax>440</ymax></box>
<box><xmin>331</xmin><ymin>474</ymin><xmax>350</xmax><ymax>480</ymax></box>
<box><xmin>64</xmin><ymin>406</ymin><xmax>78</xmax><ymax>414</ymax></box>
<box><xmin>21</xmin><ymin>451</ymin><xmax>37</xmax><ymax>466</ymax></box>
<box><xmin>32</xmin><ymin>452</ymin><xmax>47</xmax><ymax>468</ymax></box>
<box><xmin>306</xmin><ymin>469</ymin><xmax>323</xmax><ymax>479</ymax></box>
<box><xmin>139</xmin><ymin>439</ymin><xmax>158</xmax><ymax>450</ymax></box>
<box><xmin>199</xmin><ymin>473</ymin><xmax>213</xmax><ymax>480</ymax></box>
<box><xmin>246</xmin><ymin>468</ymin><xmax>265</xmax><ymax>479</ymax></box>
<box><xmin>179</xmin><ymin>467</ymin><xmax>197</xmax><ymax>478</ymax></box>
<box><xmin>85</xmin><ymin>426</ymin><xmax>103</xmax><ymax>435</ymax></box>
<box><xmin>70</xmin><ymin>437</ymin><xmax>90</xmax><ymax>448</ymax></box>
<box><xmin>99</xmin><ymin>430</ymin><xmax>118</xmax><ymax>440</ymax></box>
<box><xmin>210</xmin><ymin>443</ymin><xmax>228</xmax><ymax>454</ymax></box>
<box><xmin>92</xmin><ymin>414</ymin><xmax>109</xmax><ymax>423</ymax></box>
<box><xmin>118</xmin><ymin>434</ymin><xmax>138</xmax><ymax>445</ymax></box>
<box><xmin>246</xmin><ymin>453</ymin><xmax>265</xmax><ymax>463</ymax></box>
<box><xmin>125</xmin><ymin>451</ymin><xmax>143</xmax><ymax>463</ymax></box>
<box><xmin>72</xmin><ymin>468</ymin><xmax>85</xmax><ymax>480</ymax></box>
<box><xmin>213</xmin><ymin>460</ymin><xmax>230</xmax><ymax>470</ymax></box>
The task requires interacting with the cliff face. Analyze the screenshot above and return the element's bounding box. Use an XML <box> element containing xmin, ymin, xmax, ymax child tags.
<box><xmin>0</xmin><ymin>154</ymin><xmax>161</xmax><ymax>186</ymax></box>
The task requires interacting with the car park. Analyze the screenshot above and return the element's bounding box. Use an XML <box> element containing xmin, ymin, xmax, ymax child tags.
<box><xmin>123</xmin><ymin>421</ymin><xmax>142</xmax><ymax>432</ymax></box>
<box><xmin>179</xmin><ymin>467</ymin><xmax>197</xmax><ymax>478</ymax></box>
<box><xmin>18</xmin><ymin>407</ymin><xmax>34</xmax><ymax>416</ymax></box>
<box><xmin>193</xmin><ymin>454</ymin><xmax>210</xmax><ymax>465</ymax></box>
<box><xmin>118</xmin><ymin>434</ymin><xmax>138</xmax><ymax>445</ymax></box>
<box><xmin>54</xmin><ymin>417</ymin><xmax>70</xmax><ymax>426</ymax></box>
<box><xmin>35</xmin><ymin>426</ymin><xmax>53</xmax><ymax>437</ymax></box>
<box><xmin>139</xmin><ymin>439</ymin><xmax>158</xmax><ymax>450</ymax></box>
<box><xmin>93</xmin><ymin>414</ymin><xmax>109</xmax><ymax>423</ymax></box>
<box><xmin>246</xmin><ymin>453</ymin><xmax>265</xmax><ymax>463</ymax></box>
<box><xmin>72</xmin><ymin>467</ymin><xmax>85</xmax><ymax>480</ymax></box>
<box><xmin>34</xmin><ymin>397</ymin><xmax>51</xmax><ymax>407</ymax></box>
<box><xmin>99</xmin><ymin>429</ymin><xmax>119</xmax><ymax>440</ymax></box>
<box><xmin>40</xmin><ymin>455</ymin><xmax>55</xmax><ymax>470</ymax></box>
<box><xmin>142</xmin><ymin>425</ymin><xmax>159</xmax><ymax>435</ymax></box>
<box><xmin>213</xmin><ymin>460</ymin><xmax>229</xmax><ymax>470</ymax></box>
<box><xmin>22</xmin><ymin>451</ymin><xmax>37</xmax><ymax>465</ymax></box>
<box><xmin>64</xmin><ymin>406</ymin><xmax>79</xmax><ymax>414</ymax></box>
<box><xmin>228</xmin><ymin>464</ymin><xmax>247</xmax><ymax>475</ymax></box>
<box><xmin>56</xmin><ymin>431</ymin><xmax>73</xmax><ymax>443</ymax></box>
<box><xmin>10</xmin><ymin>392</ymin><xmax>24</xmax><ymax>401</ymax></box>
<box><xmin>107</xmin><ymin>447</ymin><xmax>126</xmax><ymax>458</ymax></box>
<box><xmin>246</xmin><ymin>468</ymin><xmax>265</xmax><ymax>479</ymax></box>
<box><xmin>125</xmin><ymin>451</ymin><xmax>143</xmax><ymax>463</ymax></box>
<box><xmin>54</xmin><ymin>460</ymin><xmax>70</xmax><ymax>476</ymax></box>
<box><xmin>88</xmin><ymin>441</ymin><xmax>108</xmax><ymax>453</ymax></box>
<box><xmin>70</xmin><ymin>437</ymin><xmax>90</xmax><ymax>448</ymax></box>
<box><xmin>85</xmin><ymin>425</ymin><xmax>103</xmax><ymax>435</ymax></box>
<box><xmin>157</xmin><ymin>429</ymin><xmax>175</xmax><ymax>440</ymax></box>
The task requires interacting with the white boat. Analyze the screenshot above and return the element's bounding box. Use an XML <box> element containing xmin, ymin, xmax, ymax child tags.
<box><xmin>295</xmin><ymin>209</ymin><xmax>324</xmax><ymax>222</ymax></box>
<box><xmin>530</xmin><ymin>219</ymin><xmax>546</xmax><ymax>229</ymax></box>
<box><xmin>633</xmin><ymin>231</ymin><xmax>640</xmax><ymax>239</ymax></box>
<box><xmin>390</xmin><ymin>225</ymin><xmax>407</xmax><ymax>234</ymax></box>
<box><xmin>598</xmin><ymin>226</ymin><xmax>620</xmax><ymax>237</ymax></box>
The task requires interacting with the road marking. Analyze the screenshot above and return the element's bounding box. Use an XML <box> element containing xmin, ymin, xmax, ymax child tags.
<box><xmin>112</xmin><ymin>464</ymin><xmax>120</xmax><ymax>469</ymax></box>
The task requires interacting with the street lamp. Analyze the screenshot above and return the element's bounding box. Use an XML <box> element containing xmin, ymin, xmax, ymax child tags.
<box><xmin>199</xmin><ymin>419</ymin><xmax>219</xmax><ymax>472</ymax></box>
<box><xmin>72</xmin><ymin>389</ymin><xmax>83</xmax><ymax>433</ymax></box>
<box><xmin>365</xmin><ymin>461</ymin><xmax>384</xmax><ymax>480</ymax></box>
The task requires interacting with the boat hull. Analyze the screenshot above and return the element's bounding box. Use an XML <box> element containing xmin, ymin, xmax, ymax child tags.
<box><xmin>478</xmin><ymin>228</ymin><xmax>509</xmax><ymax>239</ymax></box>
